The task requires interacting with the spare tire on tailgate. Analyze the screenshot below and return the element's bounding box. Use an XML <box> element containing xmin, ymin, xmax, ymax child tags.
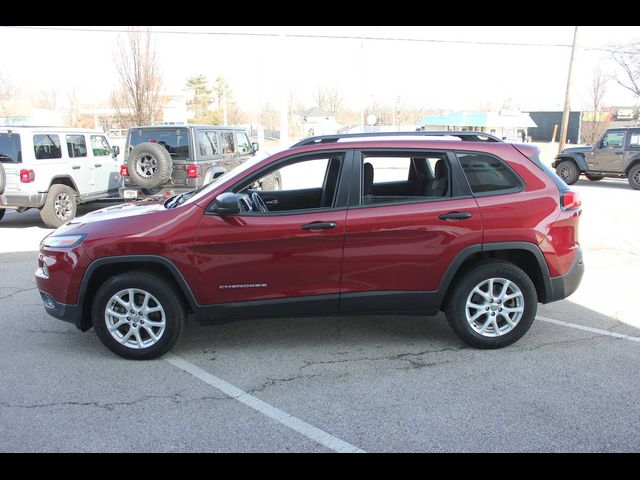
<box><xmin>127</xmin><ymin>142</ymin><xmax>173</xmax><ymax>189</ymax></box>
<box><xmin>0</xmin><ymin>162</ymin><xmax>5</xmax><ymax>195</ymax></box>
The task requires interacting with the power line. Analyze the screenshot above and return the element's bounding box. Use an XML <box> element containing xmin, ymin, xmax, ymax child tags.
<box><xmin>0</xmin><ymin>25</ymin><xmax>623</xmax><ymax>52</ymax></box>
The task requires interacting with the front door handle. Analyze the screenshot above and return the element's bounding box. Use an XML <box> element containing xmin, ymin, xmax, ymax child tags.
<box><xmin>614</xmin><ymin>151</ymin><xmax>624</xmax><ymax>155</ymax></box>
<box><xmin>301</xmin><ymin>221</ymin><xmax>337</xmax><ymax>231</ymax></box>
<box><xmin>94</xmin><ymin>163</ymin><xmax>102</xmax><ymax>167</ymax></box>
<box><xmin>438</xmin><ymin>211</ymin><xmax>472</xmax><ymax>220</ymax></box>
<box><xmin>72</xmin><ymin>165</ymin><xmax>81</xmax><ymax>170</ymax></box>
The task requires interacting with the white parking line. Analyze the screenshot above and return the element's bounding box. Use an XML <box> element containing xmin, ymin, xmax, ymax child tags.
<box><xmin>164</xmin><ymin>353</ymin><xmax>366</xmax><ymax>453</ymax></box>
<box><xmin>537</xmin><ymin>315</ymin><xmax>640</xmax><ymax>343</ymax></box>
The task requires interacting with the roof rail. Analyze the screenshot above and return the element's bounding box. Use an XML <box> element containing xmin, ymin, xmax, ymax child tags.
<box><xmin>291</xmin><ymin>130</ymin><xmax>503</xmax><ymax>147</ymax></box>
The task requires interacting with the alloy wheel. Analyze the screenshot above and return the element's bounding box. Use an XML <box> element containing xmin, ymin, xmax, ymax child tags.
<box><xmin>465</xmin><ymin>277</ymin><xmax>524</xmax><ymax>337</ymax></box>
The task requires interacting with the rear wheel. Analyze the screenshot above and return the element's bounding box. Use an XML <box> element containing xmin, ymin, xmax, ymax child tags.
<box><xmin>556</xmin><ymin>160</ymin><xmax>580</xmax><ymax>185</ymax></box>
<box><xmin>628</xmin><ymin>165</ymin><xmax>640</xmax><ymax>190</ymax></box>
<box><xmin>40</xmin><ymin>184</ymin><xmax>77</xmax><ymax>228</ymax></box>
<box><xmin>0</xmin><ymin>162</ymin><xmax>5</xmax><ymax>195</ymax></box>
<box><xmin>0</xmin><ymin>208</ymin><xmax>5</xmax><ymax>222</ymax></box>
<box><xmin>91</xmin><ymin>271</ymin><xmax>185</xmax><ymax>360</ymax></box>
<box><xmin>585</xmin><ymin>173</ymin><xmax>604</xmax><ymax>181</ymax></box>
<box><xmin>444</xmin><ymin>260</ymin><xmax>537</xmax><ymax>349</ymax></box>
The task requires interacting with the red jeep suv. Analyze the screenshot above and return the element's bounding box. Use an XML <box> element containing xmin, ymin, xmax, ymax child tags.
<box><xmin>35</xmin><ymin>132</ymin><xmax>584</xmax><ymax>360</ymax></box>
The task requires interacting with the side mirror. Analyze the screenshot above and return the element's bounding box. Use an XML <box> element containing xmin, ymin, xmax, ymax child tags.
<box><xmin>210</xmin><ymin>192</ymin><xmax>240</xmax><ymax>215</ymax></box>
<box><xmin>112</xmin><ymin>145</ymin><xmax>120</xmax><ymax>158</ymax></box>
<box><xmin>252</xmin><ymin>142</ymin><xmax>259</xmax><ymax>153</ymax></box>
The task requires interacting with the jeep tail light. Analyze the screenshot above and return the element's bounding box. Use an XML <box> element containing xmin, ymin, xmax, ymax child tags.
<box><xmin>120</xmin><ymin>165</ymin><xmax>129</xmax><ymax>176</ymax></box>
<box><xmin>561</xmin><ymin>191</ymin><xmax>581</xmax><ymax>210</ymax></box>
<box><xmin>187</xmin><ymin>165</ymin><xmax>199</xmax><ymax>178</ymax></box>
<box><xmin>20</xmin><ymin>169</ymin><xmax>35</xmax><ymax>183</ymax></box>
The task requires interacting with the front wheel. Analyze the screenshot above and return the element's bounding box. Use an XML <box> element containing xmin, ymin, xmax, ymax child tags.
<box><xmin>91</xmin><ymin>271</ymin><xmax>186</xmax><ymax>360</ymax></box>
<box><xmin>0</xmin><ymin>208</ymin><xmax>5</xmax><ymax>222</ymax></box>
<box><xmin>444</xmin><ymin>260</ymin><xmax>538</xmax><ymax>349</ymax></box>
<box><xmin>628</xmin><ymin>165</ymin><xmax>640</xmax><ymax>190</ymax></box>
<box><xmin>556</xmin><ymin>160</ymin><xmax>580</xmax><ymax>185</ymax></box>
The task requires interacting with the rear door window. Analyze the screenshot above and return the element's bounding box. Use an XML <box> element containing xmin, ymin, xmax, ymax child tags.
<box><xmin>129</xmin><ymin>128</ymin><xmax>190</xmax><ymax>160</ymax></box>
<box><xmin>34</xmin><ymin>134</ymin><xmax>62</xmax><ymax>159</ymax></box>
<box><xmin>197</xmin><ymin>131</ymin><xmax>220</xmax><ymax>157</ymax></box>
<box><xmin>457</xmin><ymin>152</ymin><xmax>523</xmax><ymax>195</ymax></box>
<box><xmin>66</xmin><ymin>135</ymin><xmax>87</xmax><ymax>158</ymax></box>
<box><xmin>220</xmin><ymin>131</ymin><xmax>235</xmax><ymax>154</ymax></box>
<box><xmin>0</xmin><ymin>133</ymin><xmax>21</xmax><ymax>163</ymax></box>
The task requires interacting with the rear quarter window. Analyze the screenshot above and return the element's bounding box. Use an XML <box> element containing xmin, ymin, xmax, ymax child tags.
<box><xmin>457</xmin><ymin>152</ymin><xmax>523</xmax><ymax>195</ymax></box>
<box><xmin>0</xmin><ymin>133</ymin><xmax>22</xmax><ymax>163</ymax></box>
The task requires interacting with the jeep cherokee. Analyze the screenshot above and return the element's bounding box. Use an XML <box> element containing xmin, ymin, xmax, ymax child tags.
<box><xmin>36</xmin><ymin>131</ymin><xmax>584</xmax><ymax>359</ymax></box>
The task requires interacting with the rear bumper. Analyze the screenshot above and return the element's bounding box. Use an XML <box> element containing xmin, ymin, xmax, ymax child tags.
<box><xmin>546</xmin><ymin>248</ymin><xmax>584</xmax><ymax>303</ymax></box>
<box><xmin>0</xmin><ymin>192</ymin><xmax>46</xmax><ymax>208</ymax></box>
<box><xmin>39</xmin><ymin>290</ymin><xmax>84</xmax><ymax>330</ymax></box>
<box><xmin>118</xmin><ymin>186</ymin><xmax>193</xmax><ymax>200</ymax></box>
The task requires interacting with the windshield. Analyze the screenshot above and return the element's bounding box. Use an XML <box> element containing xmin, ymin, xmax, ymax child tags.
<box><xmin>128</xmin><ymin>128</ymin><xmax>190</xmax><ymax>161</ymax></box>
<box><xmin>0</xmin><ymin>133</ymin><xmax>22</xmax><ymax>163</ymax></box>
<box><xmin>181</xmin><ymin>153</ymin><xmax>267</xmax><ymax>206</ymax></box>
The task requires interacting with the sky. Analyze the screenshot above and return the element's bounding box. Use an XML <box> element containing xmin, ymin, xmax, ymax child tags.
<box><xmin>1</xmin><ymin>26</ymin><xmax>638</xmax><ymax>119</ymax></box>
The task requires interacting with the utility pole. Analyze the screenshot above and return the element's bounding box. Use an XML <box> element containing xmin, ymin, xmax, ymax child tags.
<box><xmin>279</xmin><ymin>33</ymin><xmax>289</xmax><ymax>147</ymax></box>
<box><xmin>558</xmin><ymin>26</ymin><xmax>579</xmax><ymax>153</ymax></box>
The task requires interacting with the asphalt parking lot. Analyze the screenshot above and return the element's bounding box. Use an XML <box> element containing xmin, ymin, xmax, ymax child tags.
<box><xmin>1</xmin><ymin>178</ymin><xmax>639</xmax><ymax>453</ymax></box>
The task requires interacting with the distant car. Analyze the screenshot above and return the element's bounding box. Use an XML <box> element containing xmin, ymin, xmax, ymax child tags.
<box><xmin>0</xmin><ymin>126</ymin><xmax>121</xmax><ymax>227</ymax></box>
<box><xmin>119</xmin><ymin>125</ymin><xmax>281</xmax><ymax>200</ymax></box>
<box><xmin>553</xmin><ymin>127</ymin><xmax>640</xmax><ymax>189</ymax></box>
<box><xmin>36</xmin><ymin>131</ymin><xmax>583</xmax><ymax>360</ymax></box>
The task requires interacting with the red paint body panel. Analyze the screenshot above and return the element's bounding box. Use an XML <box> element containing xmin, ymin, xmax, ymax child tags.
<box><xmin>341</xmin><ymin>198</ymin><xmax>482</xmax><ymax>293</ymax></box>
<box><xmin>192</xmin><ymin>210</ymin><xmax>347</xmax><ymax>304</ymax></box>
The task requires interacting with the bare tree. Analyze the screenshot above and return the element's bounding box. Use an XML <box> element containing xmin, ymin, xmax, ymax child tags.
<box><xmin>111</xmin><ymin>26</ymin><xmax>163</xmax><ymax>128</ymax></box>
<box><xmin>67</xmin><ymin>87</ymin><xmax>80</xmax><ymax>127</ymax></box>
<box><xmin>581</xmin><ymin>67</ymin><xmax>611</xmax><ymax>144</ymax></box>
<box><xmin>610</xmin><ymin>41</ymin><xmax>640</xmax><ymax>97</ymax></box>
<box><xmin>0</xmin><ymin>71</ymin><xmax>18</xmax><ymax>116</ymax></box>
<box><xmin>315</xmin><ymin>84</ymin><xmax>343</xmax><ymax>115</ymax></box>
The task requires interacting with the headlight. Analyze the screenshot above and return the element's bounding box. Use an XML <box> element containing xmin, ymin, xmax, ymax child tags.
<box><xmin>41</xmin><ymin>234</ymin><xmax>86</xmax><ymax>248</ymax></box>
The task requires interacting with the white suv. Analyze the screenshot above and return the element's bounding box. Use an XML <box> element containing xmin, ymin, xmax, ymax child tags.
<box><xmin>0</xmin><ymin>126</ymin><xmax>122</xmax><ymax>227</ymax></box>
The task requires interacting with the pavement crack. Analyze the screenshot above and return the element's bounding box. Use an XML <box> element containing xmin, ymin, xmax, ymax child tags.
<box><xmin>0</xmin><ymin>287</ymin><xmax>38</xmax><ymax>301</ymax></box>
<box><xmin>248</xmin><ymin>373</ymin><xmax>321</xmax><ymax>394</ymax></box>
<box><xmin>0</xmin><ymin>389</ymin><xmax>228</xmax><ymax>411</ymax></box>
<box><xmin>26</xmin><ymin>329</ymin><xmax>81</xmax><ymax>335</ymax></box>
<box><xmin>513</xmin><ymin>334</ymin><xmax>604</xmax><ymax>352</ymax></box>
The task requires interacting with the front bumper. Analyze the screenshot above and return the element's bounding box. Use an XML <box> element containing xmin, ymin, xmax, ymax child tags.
<box><xmin>38</xmin><ymin>290</ymin><xmax>84</xmax><ymax>329</ymax></box>
<box><xmin>547</xmin><ymin>248</ymin><xmax>584</xmax><ymax>302</ymax></box>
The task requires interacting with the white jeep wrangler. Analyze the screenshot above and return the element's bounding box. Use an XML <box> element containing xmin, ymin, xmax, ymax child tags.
<box><xmin>0</xmin><ymin>126</ymin><xmax>122</xmax><ymax>227</ymax></box>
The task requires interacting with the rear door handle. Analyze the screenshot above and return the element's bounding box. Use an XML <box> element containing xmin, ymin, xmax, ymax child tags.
<box><xmin>614</xmin><ymin>151</ymin><xmax>624</xmax><ymax>155</ymax></box>
<box><xmin>301</xmin><ymin>221</ymin><xmax>337</xmax><ymax>231</ymax></box>
<box><xmin>438</xmin><ymin>211</ymin><xmax>472</xmax><ymax>220</ymax></box>
<box><xmin>72</xmin><ymin>165</ymin><xmax>81</xmax><ymax>170</ymax></box>
<box><xmin>94</xmin><ymin>163</ymin><xmax>102</xmax><ymax>167</ymax></box>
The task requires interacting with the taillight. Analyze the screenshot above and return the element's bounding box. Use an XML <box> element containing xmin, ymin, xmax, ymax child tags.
<box><xmin>120</xmin><ymin>165</ymin><xmax>129</xmax><ymax>176</ymax></box>
<box><xmin>187</xmin><ymin>165</ymin><xmax>199</xmax><ymax>178</ymax></box>
<box><xmin>561</xmin><ymin>191</ymin><xmax>581</xmax><ymax>210</ymax></box>
<box><xmin>20</xmin><ymin>169</ymin><xmax>35</xmax><ymax>183</ymax></box>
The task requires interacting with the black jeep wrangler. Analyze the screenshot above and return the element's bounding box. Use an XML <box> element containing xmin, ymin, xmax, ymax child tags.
<box><xmin>120</xmin><ymin>125</ymin><xmax>281</xmax><ymax>199</ymax></box>
<box><xmin>554</xmin><ymin>127</ymin><xmax>640</xmax><ymax>189</ymax></box>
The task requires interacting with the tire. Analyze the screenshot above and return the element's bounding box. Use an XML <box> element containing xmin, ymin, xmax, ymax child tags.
<box><xmin>627</xmin><ymin>165</ymin><xmax>640</xmax><ymax>190</ymax></box>
<box><xmin>444</xmin><ymin>259</ymin><xmax>538</xmax><ymax>349</ymax></box>
<box><xmin>127</xmin><ymin>142</ymin><xmax>173</xmax><ymax>190</ymax></box>
<box><xmin>0</xmin><ymin>208</ymin><xmax>5</xmax><ymax>222</ymax></box>
<box><xmin>91</xmin><ymin>271</ymin><xmax>186</xmax><ymax>360</ymax></box>
<box><xmin>261</xmin><ymin>170</ymin><xmax>282</xmax><ymax>191</ymax></box>
<box><xmin>39</xmin><ymin>184</ymin><xmax>77</xmax><ymax>228</ymax></box>
<box><xmin>555</xmin><ymin>160</ymin><xmax>580</xmax><ymax>185</ymax></box>
<box><xmin>585</xmin><ymin>173</ymin><xmax>604</xmax><ymax>181</ymax></box>
<box><xmin>0</xmin><ymin>162</ymin><xmax>5</xmax><ymax>195</ymax></box>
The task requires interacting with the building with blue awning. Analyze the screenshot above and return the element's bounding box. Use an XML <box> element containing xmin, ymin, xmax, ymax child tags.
<box><xmin>418</xmin><ymin>111</ymin><xmax>537</xmax><ymax>142</ymax></box>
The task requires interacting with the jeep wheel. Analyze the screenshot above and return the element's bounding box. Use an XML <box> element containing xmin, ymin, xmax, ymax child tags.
<box><xmin>92</xmin><ymin>271</ymin><xmax>185</xmax><ymax>360</ymax></box>
<box><xmin>585</xmin><ymin>173</ymin><xmax>604</xmax><ymax>181</ymax></box>
<box><xmin>444</xmin><ymin>260</ymin><xmax>537</xmax><ymax>349</ymax></box>
<box><xmin>0</xmin><ymin>162</ymin><xmax>5</xmax><ymax>195</ymax></box>
<box><xmin>0</xmin><ymin>208</ymin><xmax>5</xmax><ymax>222</ymax></box>
<box><xmin>128</xmin><ymin>142</ymin><xmax>173</xmax><ymax>190</ymax></box>
<box><xmin>40</xmin><ymin>184</ymin><xmax>77</xmax><ymax>228</ymax></box>
<box><xmin>628</xmin><ymin>165</ymin><xmax>640</xmax><ymax>190</ymax></box>
<box><xmin>556</xmin><ymin>160</ymin><xmax>580</xmax><ymax>185</ymax></box>
<box><xmin>261</xmin><ymin>170</ymin><xmax>282</xmax><ymax>191</ymax></box>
